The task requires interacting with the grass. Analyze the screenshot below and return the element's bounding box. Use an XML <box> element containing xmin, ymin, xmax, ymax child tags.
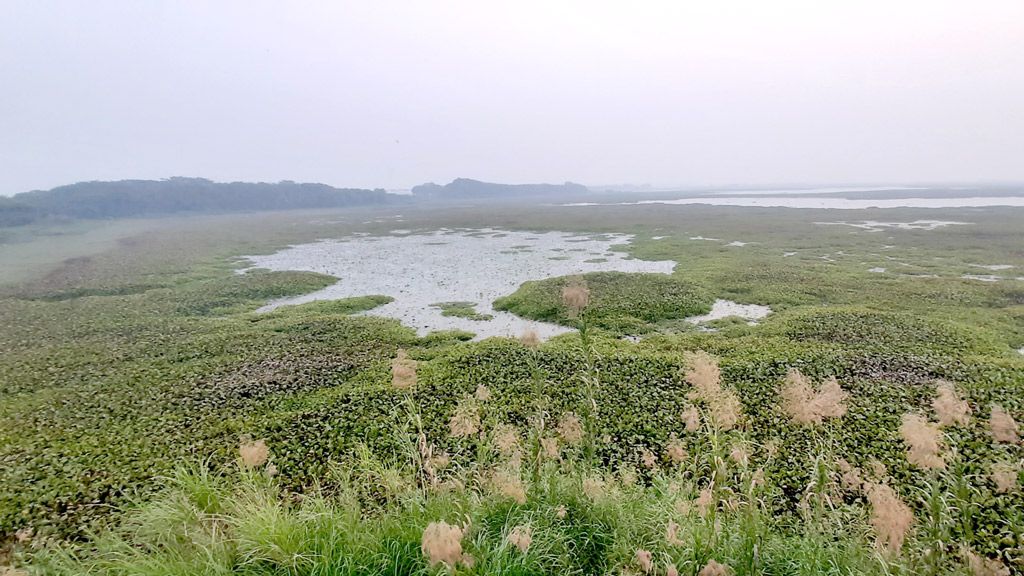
<box><xmin>1</xmin><ymin>202</ymin><xmax>1024</xmax><ymax>574</ymax></box>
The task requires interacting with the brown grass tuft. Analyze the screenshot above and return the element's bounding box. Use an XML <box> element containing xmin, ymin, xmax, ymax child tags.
<box><xmin>667</xmin><ymin>564</ymin><xmax>679</xmax><ymax>576</ymax></box>
<box><xmin>448</xmin><ymin>402</ymin><xmax>481</xmax><ymax>437</ymax></box>
<box><xmin>562</xmin><ymin>276</ymin><xmax>590</xmax><ymax>318</ymax></box>
<box><xmin>391</xmin><ymin>349</ymin><xmax>417</xmax><ymax>389</ymax></box>
<box><xmin>519</xmin><ymin>329</ymin><xmax>541</xmax><ymax>349</ymax></box>
<box><xmin>779</xmin><ymin>370</ymin><xmax>848</xmax><ymax>425</ymax></box>
<box><xmin>474</xmin><ymin>384</ymin><xmax>492</xmax><ymax>402</ymax></box>
<box><xmin>698</xmin><ymin>559</ymin><xmax>731</xmax><ymax>576</ymax></box>
<box><xmin>582</xmin><ymin>477</ymin><xmax>605</xmax><ymax>500</ymax></box>
<box><xmin>666</xmin><ymin>440</ymin><xmax>688</xmax><ymax>464</ymax></box>
<box><xmin>507</xmin><ymin>525</ymin><xmax>532</xmax><ymax>552</ymax></box>
<box><xmin>540</xmin><ymin>437</ymin><xmax>560</xmax><ymax>460</ymax></box>
<box><xmin>490</xmin><ymin>470</ymin><xmax>527</xmax><ymax>503</ymax></box>
<box><xmin>667</xmin><ymin>521</ymin><xmax>685</xmax><ymax>546</ymax></box>
<box><xmin>965</xmin><ymin>550</ymin><xmax>1011</xmax><ymax>576</ymax></box>
<box><xmin>694</xmin><ymin>488</ymin><xmax>714</xmax><ymax>517</ymax></box>
<box><xmin>932</xmin><ymin>381</ymin><xmax>971</xmax><ymax>427</ymax></box>
<box><xmin>635</xmin><ymin>549</ymin><xmax>653</xmax><ymax>573</ymax></box>
<box><xmin>421</xmin><ymin>521</ymin><xmax>464</xmax><ymax>567</ymax></box>
<box><xmin>990</xmin><ymin>405</ymin><xmax>1020</xmax><ymax>444</ymax></box>
<box><xmin>866</xmin><ymin>482</ymin><xmax>914</xmax><ymax>553</ymax></box>
<box><xmin>239</xmin><ymin>437</ymin><xmax>269</xmax><ymax>467</ymax></box>
<box><xmin>557</xmin><ymin>413</ymin><xmax>585</xmax><ymax>445</ymax></box>
<box><xmin>492</xmin><ymin>424</ymin><xmax>522</xmax><ymax>455</ymax></box>
<box><xmin>989</xmin><ymin>462</ymin><xmax>1019</xmax><ymax>493</ymax></box>
<box><xmin>640</xmin><ymin>448</ymin><xmax>658</xmax><ymax>469</ymax></box>
<box><xmin>836</xmin><ymin>458</ymin><xmax>863</xmax><ymax>491</ymax></box>
<box><xmin>685</xmin><ymin>352</ymin><xmax>741</xmax><ymax>430</ymax></box>
<box><xmin>900</xmin><ymin>413</ymin><xmax>946</xmax><ymax>469</ymax></box>
<box><xmin>682</xmin><ymin>406</ymin><xmax>701</xmax><ymax>432</ymax></box>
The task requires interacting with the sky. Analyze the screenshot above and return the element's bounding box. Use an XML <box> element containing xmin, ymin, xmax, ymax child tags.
<box><xmin>2</xmin><ymin>1</ymin><xmax>1024</xmax><ymax>195</ymax></box>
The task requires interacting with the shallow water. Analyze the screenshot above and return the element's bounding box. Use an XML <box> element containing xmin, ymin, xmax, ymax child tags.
<box><xmin>244</xmin><ymin>229</ymin><xmax>677</xmax><ymax>339</ymax></box>
<box><xmin>561</xmin><ymin>196</ymin><xmax>1024</xmax><ymax>209</ymax></box>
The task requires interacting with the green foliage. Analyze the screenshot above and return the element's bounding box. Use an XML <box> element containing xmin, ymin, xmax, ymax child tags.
<box><xmin>430</xmin><ymin>301</ymin><xmax>494</xmax><ymax>321</ymax></box>
<box><xmin>494</xmin><ymin>272</ymin><xmax>713</xmax><ymax>334</ymax></box>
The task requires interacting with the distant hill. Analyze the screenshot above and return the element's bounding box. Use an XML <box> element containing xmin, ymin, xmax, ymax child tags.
<box><xmin>0</xmin><ymin>178</ymin><xmax>396</xmax><ymax>227</ymax></box>
<box><xmin>411</xmin><ymin>178</ymin><xmax>589</xmax><ymax>200</ymax></box>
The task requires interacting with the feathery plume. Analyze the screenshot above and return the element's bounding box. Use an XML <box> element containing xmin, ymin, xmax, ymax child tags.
<box><xmin>667</xmin><ymin>521</ymin><xmax>685</xmax><ymax>546</ymax></box>
<box><xmin>391</xmin><ymin>349</ymin><xmax>417</xmax><ymax>389</ymax></box>
<box><xmin>866</xmin><ymin>482</ymin><xmax>914</xmax><ymax>553</ymax></box>
<box><xmin>555</xmin><ymin>505</ymin><xmax>567</xmax><ymax>518</ymax></box>
<box><xmin>836</xmin><ymin>458</ymin><xmax>863</xmax><ymax>491</ymax></box>
<box><xmin>698</xmin><ymin>559</ymin><xmax>731</xmax><ymax>576</ymax></box>
<box><xmin>635</xmin><ymin>549</ymin><xmax>653</xmax><ymax>573</ymax></box>
<box><xmin>780</xmin><ymin>369</ymin><xmax>848</xmax><ymax>425</ymax></box>
<box><xmin>965</xmin><ymin>551</ymin><xmax>1011</xmax><ymax>576</ymax></box>
<box><xmin>667</xmin><ymin>565</ymin><xmax>679</xmax><ymax>576</ymax></box>
<box><xmin>474</xmin><ymin>384</ymin><xmax>492</xmax><ymax>402</ymax></box>
<box><xmin>582</xmin><ymin>477</ymin><xmax>605</xmax><ymax>500</ymax></box>
<box><xmin>519</xmin><ymin>329</ymin><xmax>541</xmax><ymax>349</ymax></box>
<box><xmin>540</xmin><ymin>436</ymin><xmax>560</xmax><ymax>460</ymax></box>
<box><xmin>641</xmin><ymin>448</ymin><xmax>658</xmax><ymax>469</ymax></box>
<box><xmin>449</xmin><ymin>402</ymin><xmax>480</xmax><ymax>437</ymax></box>
<box><xmin>421</xmin><ymin>521</ymin><xmax>464</xmax><ymax>567</ymax></box>
<box><xmin>666</xmin><ymin>440</ymin><xmax>688</xmax><ymax>463</ymax></box>
<box><xmin>508</xmin><ymin>525</ymin><xmax>532</xmax><ymax>552</ymax></box>
<box><xmin>695</xmin><ymin>488</ymin><xmax>714</xmax><ymax>517</ymax></box>
<box><xmin>989</xmin><ymin>462</ymin><xmax>1019</xmax><ymax>493</ymax></box>
<box><xmin>557</xmin><ymin>413</ymin><xmax>585</xmax><ymax>445</ymax></box>
<box><xmin>239</xmin><ymin>437</ymin><xmax>269</xmax><ymax>467</ymax></box>
<box><xmin>682</xmin><ymin>406</ymin><xmax>701</xmax><ymax>432</ymax></box>
<box><xmin>492</xmin><ymin>424</ymin><xmax>522</xmax><ymax>455</ymax></box>
<box><xmin>685</xmin><ymin>352</ymin><xmax>741</xmax><ymax>430</ymax></box>
<box><xmin>900</xmin><ymin>413</ymin><xmax>946</xmax><ymax>469</ymax></box>
<box><xmin>990</xmin><ymin>406</ymin><xmax>1020</xmax><ymax>444</ymax></box>
<box><xmin>490</xmin><ymin>470</ymin><xmax>527</xmax><ymax>503</ymax></box>
<box><xmin>561</xmin><ymin>276</ymin><xmax>590</xmax><ymax>318</ymax></box>
<box><xmin>933</xmin><ymin>381</ymin><xmax>971</xmax><ymax>427</ymax></box>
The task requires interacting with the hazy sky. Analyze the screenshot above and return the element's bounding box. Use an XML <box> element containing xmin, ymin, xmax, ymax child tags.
<box><xmin>2</xmin><ymin>1</ymin><xmax>1024</xmax><ymax>194</ymax></box>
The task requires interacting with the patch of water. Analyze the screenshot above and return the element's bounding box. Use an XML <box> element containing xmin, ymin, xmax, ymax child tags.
<box><xmin>561</xmin><ymin>197</ymin><xmax>1024</xmax><ymax>209</ymax></box>
<box><xmin>817</xmin><ymin>220</ymin><xmax>971</xmax><ymax>232</ymax></box>
<box><xmin>243</xmin><ymin>229</ymin><xmax>677</xmax><ymax>339</ymax></box>
<box><xmin>685</xmin><ymin>299</ymin><xmax>772</xmax><ymax>324</ymax></box>
<box><xmin>968</xmin><ymin>264</ymin><xmax>1014</xmax><ymax>271</ymax></box>
<box><xmin>962</xmin><ymin>274</ymin><xmax>1000</xmax><ymax>282</ymax></box>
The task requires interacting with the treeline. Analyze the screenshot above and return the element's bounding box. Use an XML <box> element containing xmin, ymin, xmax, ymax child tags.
<box><xmin>0</xmin><ymin>178</ymin><xmax>396</xmax><ymax>227</ymax></box>
<box><xmin>412</xmin><ymin>178</ymin><xmax>589</xmax><ymax>199</ymax></box>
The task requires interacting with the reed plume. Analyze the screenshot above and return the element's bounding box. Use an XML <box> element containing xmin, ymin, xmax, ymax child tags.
<box><xmin>866</xmin><ymin>482</ymin><xmax>913</xmax><ymax>553</ymax></box>
<box><xmin>698</xmin><ymin>559</ymin><xmax>731</xmax><ymax>576</ymax></box>
<box><xmin>900</xmin><ymin>413</ymin><xmax>946</xmax><ymax>469</ymax></box>
<box><xmin>508</xmin><ymin>525</ymin><xmax>532</xmax><ymax>552</ymax></box>
<box><xmin>635</xmin><ymin>549</ymin><xmax>653</xmax><ymax>572</ymax></box>
<box><xmin>990</xmin><ymin>405</ymin><xmax>1020</xmax><ymax>444</ymax></box>
<box><xmin>779</xmin><ymin>369</ymin><xmax>848</xmax><ymax>425</ymax></box>
<box><xmin>421</xmin><ymin>521</ymin><xmax>464</xmax><ymax>567</ymax></box>
<box><xmin>239</xmin><ymin>437</ymin><xmax>269</xmax><ymax>467</ymax></box>
<box><xmin>557</xmin><ymin>412</ymin><xmax>585</xmax><ymax>445</ymax></box>
<box><xmin>519</xmin><ymin>329</ymin><xmax>541</xmax><ymax>348</ymax></box>
<box><xmin>490</xmin><ymin>470</ymin><xmax>527</xmax><ymax>503</ymax></box>
<box><xmin>666</xmin><ymin>439</ymin><xmax>688</xmax><ymax>463</ymax></box>
<box><xmin>989</xmin><ymin>462</ymin><xmax>1019</xmax><ymax>493</ymax></box>
<box><xmin>448</xmin><ymin>401</ymin><xmax>480</xmax><ymax>437</ymax></box>
<box><xmin>685</xmin><ymin>351</ymin><xmax>741</xmax><ymax>430</ymax></box>
<box><xmin>561</xmin><ymin>275</ymin><xmax>590</xmax><ymax>318</ymax></box>
<box><xmin>932</xmin><ymin>380</ymin><xmax>971</xmax><ymax>427</ymax></box>
<box><xmin>391</xmin><ymin>349</ymin><xmax>417</xmax><ymax>389</ymax></box>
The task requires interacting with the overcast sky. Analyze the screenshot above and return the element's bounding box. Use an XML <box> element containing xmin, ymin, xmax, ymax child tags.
<box><xmin>2</xmin><ymin>1</ymin><xmax>1024</xmax><ymax>195</ymax></box>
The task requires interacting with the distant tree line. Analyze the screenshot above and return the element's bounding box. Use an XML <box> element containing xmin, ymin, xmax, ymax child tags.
<box><xmin>0</xmin><ymin>178</ymin><xmax>395</xmax><ymax>227</ymax></box>
<box><xmin>411</xmin><ymin>178</ymin><xmax>589</xmax><ymax>200</ymax></box>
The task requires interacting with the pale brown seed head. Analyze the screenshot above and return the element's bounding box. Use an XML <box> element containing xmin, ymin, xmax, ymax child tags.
<box><xmin>540</xmin><ymin>437</ymin><xmax>560</xmax><ymax>460</ymax></box>
<box><xmin>490</xmin><ymin>470</ymin><xmax>527</xmax><ymax>504</ymax></box>
<box><xmin>449</xmin><ymin>403</ymin><xmax>481</xmax><ymax>437</ymax></box>
<box><xmin>666</xmin><ymin>440</ymin><xmax>688</xmax><ymax>463</ymax></box>
<box><xmin>667</xmin><ymin>564</ymin><xmax>679</xmax><ymax>576</ymax></box>
<box><xmin>989</xmin><ymin>462</ymin><xmax>1019</xmax><ymax>493</ymax></box>
<box><xmin>813</xmin><ymin>377</ymin><xmax>848</xmax><ymax>419</ymax></box>
<box><xmin>492</xmin><ymin>424</ymin><xmax>522</xmax><ymax>455</ymax></box>
<box><xmin>582</xmin><ymin>476</ymin><xmax>605</xmax><ymax>500</ymax></box>
<box><xmin>932</xmin><ymin>381</ymin><xmax>971</xmax><ymax>427</ymax></box>
<box><xmin>561</xmin><ymin>276</ymin><xmax>590</xmax><ymax>318</ymax></box>
<box><xmin>640</xmin><ymin>448</ymin><xmax>658</xmax><ymax>469</ymax></box>
<box><xmin>391</xmin><ymin>349</ymin><xmax>417</xmax><ymax>389</ymax></box>
<box><xmin>557</xmin><ymin>413</ymin><xmax>585</xmax><ymax>445</ymax></box>
<box><xmin>866</xmin><ymin>482</ymin><xmax>914</xmax><ymax>553</ymax></box>
<box><xmin>900</xmin><ymin>413</ymin><xmax>946</xmax><ymax>469</ymax></box>
<box><xmin>635</xmin><ymin>549</ymin><xmax>653</xmax><ymax>573</ymax></box>
<box><xmin>682</xmin><ymin>406</ymin><xmax>701</xmax><ymax>432</ymax></box>
<box><xmin>698</xmin><ymin>559</ymin><xmax>731</xmax><ymax>576</ymax></box>
<box><xmin>555</xmin><ymin>505</ymin><xmax>567</xmax><ymax>518</ymax></box>
<box><xmin>836</xmin><ymin>458</ymin><xmax>863</xmax><ymax>491</ymax></box>
<box><xmin>421</xmin><ymin>521</ymin><xmax>464</xmax><ymax>567</ymax></box>
<box><xmin>729</xmin><ymin>445</ymin><xmax>749</xmax><ymax>466</ymax></box>
<box><xmin>965</xmin><ymin>550</ymin><xmax>1011</xmax><ymax>576</ymax></box>
<box><xmin>685</xmin><ymin>352</ymin><xmax>741</xmax><ymax>430</ymax></box>
<box><xmin>667</xmin><ymin>521</ymin><xmax>685</xmax><ymax>546</ymax></box>
<box><xmin>519</xmin><ymin>329</ymin><xmax>541</xmax><ymax>349</ymax></box>
<box><xmin>474</xmin><ymin>384</ymin><xmax>492</xmax><ymax>402</ymax></box>
<box><xmin>695</xmin><ymin>488</ymin><xmax>714</xmax><ymax>517</ymax></box>
<box><xmin>780</xmin><ymin>369</ymin><xmax>847</xmax><ymax>425</ymax></box>
<box><xmin>240</xmin><ymin>438</ymin><xmax>270</xmax><ymax>467</ymax></box>
<box><xmin>990</xmin><ymin>406</ymin><xmax>1020</xmax><ymax>444</ymax></box>
<box><xmin>508</xmin><ymin>525</ymin><xmax>532</xmax><ymax>553</ymax></box>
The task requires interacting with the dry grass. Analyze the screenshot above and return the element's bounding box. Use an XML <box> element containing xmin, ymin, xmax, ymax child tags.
<box><xmin>421</xmin><ymin>521</ymin><xmax>464</xmax><ymax>567</ymax></box>
<box><xmin>556</xmin><ymin>413</ymin><xmax>584</xmax><ymax>445</ymax></box>
<box><xmin>681</xmin><ymin>406</ymin><xmax>701</xmax><ymax>432</ymax></box>
<box><xmin>489</xmin><ymin>469</ymin><xmax>527</xmax><ymax>504</ymax></box>
<box><xmin>990</xmin><ymin>406</ymin><xmax>1020</xmax><ymax>444</ymax></box>
<box><xmin>932</xmin><ymin>381</ymin><xmax>971</xmax><ymax>427</ymax></box>
<box><xmin>239</xmin><ymin>437</ymin><xmax>269</xmax><ymax>467</ymax></box>
<box><xmin>635</xmin><ymin>549</ymin><xmax>653</xmax><ymax>573</ymax></box>
<box><xmin>685</xmin><ymin>351</ymin><xmax>741</xmax><ymax>431</ymax></box>
<box><xmin>989</xmin><ymin>462</ymin><xmax>1019</xmax><ymax>493</ymax></box>
<box><xmin>507</xmin><ymin>525</ymin><xmax>532</xmax><ymax>552</ymax></box>
<box><xmin>779</xmin><ymin>369</ymin><xmax>848</xmax><ymax>425</ymax></box>
<box><xmin>492</xmin><ymin>423</ymin><xmax>522</xmax><ymax>455</ymax></box>
<box><xmin>519</xmin><ymin>329</ymin><xmax>540</xmax><ymax>348</ymax></box>
<box><xmin>965</xmin><ymin>550</ymin><xmax>1011</xmax><ymax>576</ymax></box>
<box><xmin>666</xmin><ymin>440</ymin><xmax>688</xmax><ymax>463</ymax></box>
<box><xmin>866</xmin><ymin>482</ymin><xmax>914</xmax><ymax>553</ymax></box>
<box><xmin>561</xmin><ymin>276</ymin><xmax>590</xmax><ymax>318</ymax></box>
<box><xmin>900</xmin><ymin>413</ymin><xmax>946</xmax><ymax>469</ymax></box>
<box><xmin>391</xmin><ymin>349</ymin><xmax>417</xmax><ymax>390</ymax></box>
<box><xmin>698</xmin><ymin>559</ymin><xmax>731</xmax><ymax>576</ymax></box>
<box><xmin>448</xmin><ymin>401</ymin><xmax>481</xmax><ymax>437</ymax></box>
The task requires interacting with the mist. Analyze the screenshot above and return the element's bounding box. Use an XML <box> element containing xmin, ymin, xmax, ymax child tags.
<box><xmin>2</xmin><ymin>1</ymin><xmax>1024</xmax><ymax>195</ymax></box>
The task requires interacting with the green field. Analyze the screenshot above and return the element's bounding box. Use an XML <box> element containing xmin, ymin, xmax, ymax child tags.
<box><xmin>1</xmin><ymin>203</ymin><xmax>1023</xmax><ymax>575</ymax></box>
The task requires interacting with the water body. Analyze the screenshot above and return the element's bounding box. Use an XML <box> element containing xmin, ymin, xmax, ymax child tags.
<box><xmin>243</xmin><ymin>229</ymin><xmax>677</xmax><ymax>339</ymax></box>
<box><xmin>562</xmin><ymin>197</ymin><xmax>1024</xmax><ymax>209</ymax></box>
